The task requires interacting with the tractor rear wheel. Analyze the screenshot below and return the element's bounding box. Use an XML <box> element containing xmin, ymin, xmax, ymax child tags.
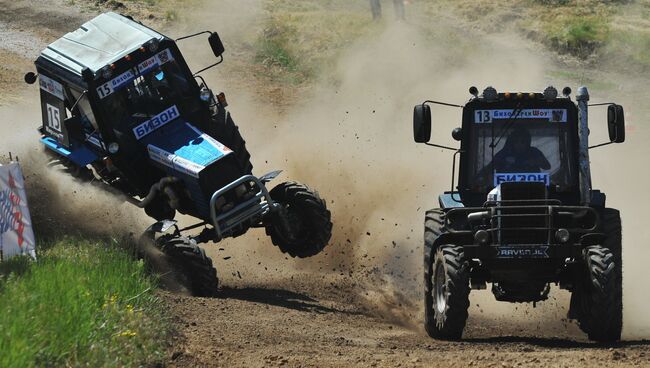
<box><xmin>265</xmin><ymin>181</ymin><xmax>332</xmax><ymax>258</ymax></box>
<box><xmin>209</xmin><ymin>111</ymin><xmax>253</xmax><ymax>174</ymax></box>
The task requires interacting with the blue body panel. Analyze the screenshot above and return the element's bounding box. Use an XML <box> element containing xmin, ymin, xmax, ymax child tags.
<box><xmin>142</xmin><ymin>120</ymin><xmax>232</xmax><ymax>219</ymax></box>
<box><xmin>41</xmin><ymin>136</ymin><xmax>99</xmax><ymax>166</ymax></box>
<box><xmin>438</xmin><ymin>193</ymin><xmax>465</xmax><ymax>209</ymax></box>
<box><xmin>144</xmin><ymin>122</ymin><xmax>227</xmax><ymax>168</ymax></box>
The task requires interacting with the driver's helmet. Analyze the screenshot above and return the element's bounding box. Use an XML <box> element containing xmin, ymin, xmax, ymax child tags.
<box><xmin>505</xmin><ymin>127</ymin><xmax>531</xmax><ymax>153</ymax></box>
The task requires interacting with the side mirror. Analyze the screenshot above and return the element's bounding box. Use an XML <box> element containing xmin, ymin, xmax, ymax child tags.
<box><xmin>413</xmin><ymin>104</ymin><xmax>431</xmax><ymax>143</ymax></box>
<box><xmin>607</xmin><ymin>104</ymin><xmax>625</xmax><ymax>143</ymax></box>
<box><xmin>24</xmin><ymin>72</ymin><xmax>37</xmax><ymax>85</ymax></box>
<box><xmin>208</xmin><ymin>32</ymin><xmax>225</xmax><ymax>58</ymax></box>
<box><xmin>452</xmin><ymin>127</ymin><xmax>463</xmax><ymax>141</ymax></box>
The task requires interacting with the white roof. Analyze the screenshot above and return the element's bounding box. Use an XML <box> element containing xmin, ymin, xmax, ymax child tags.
<box><xmin>40</xmin><ymin>12</ymin><xmax>164</xmax><ymax>75</ymax></box>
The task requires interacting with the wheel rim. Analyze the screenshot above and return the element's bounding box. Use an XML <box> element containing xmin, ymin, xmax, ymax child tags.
<box><xmin>434</xmin><ymin>259</ymin><xmax>447</xmax><ymax>314</ymax></box>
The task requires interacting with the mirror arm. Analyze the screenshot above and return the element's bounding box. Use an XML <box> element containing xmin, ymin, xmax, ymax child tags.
<box><xmin>193</xmin><ymin>75</ymin><xmax>208</xmax><ymax>88</ymax></box>
<box><xmin>192</xmin><ymin>55</ymin><xmax>224</xmax><ymax>76</ymax></box>
<box><xmin>70</xmin><ymin>90</ymin><xmax>88</xmax><ymax>111</ymax></box>
<box><xmin>175</xmin><ymin>31</ymin><xmax>212</xmax><ymax>42</ymax></box>
<box><xmin>588</xmin><ymin>102</ymin><xmax>616</xmax><ymax>107</ymax></box>
<box><xmin>424</xmin><ymin>142</ymin><xmax>457</xmax><ymax>151</ymax></box>
<box><xmin>589</xmin><ymin>141</ymin><xmax>614</xmax><ymax>149</ymax></box>
<box><xmin>423</xmin><ymin>100</ymin><xmax>464</xmax><ymax>108</ymax></box>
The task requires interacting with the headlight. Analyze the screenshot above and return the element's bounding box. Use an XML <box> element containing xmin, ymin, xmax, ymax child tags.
<box><xmin>474</xmin><ymin>230</ymin><xmax>490</xmax><ymax>245</ymax></box>
<box><xmin>147</xmin><ymin>39</ymin><xmax>159</xmax><ymax>53</ymax></box>
<box><xmin>200</xmin><ymin>88</ymin><xmax>212</xmax><ymax>102</ymax></box>
<box><xmin>108</xmin><ymin>142</ymin><xmax>120</xmax><ymax>154</ymax></box>
<box><xmin>555</xmin><ymin>228</ymin><xmax>570</xmax><ymax>243</ymax></box>
<box><xmin>101</xmin><ymin>66</ymin><xmax>113</xmax><ymax>79</ymax></box>
<box><xmin>544</xmin><ymin>86</ymin><xmax>558</xmax><ymax>100</ymax></box>
<box><xmin>483</xmin><ymin>86</ymin><xmax>497</xmax><ymax>101</ymax></box>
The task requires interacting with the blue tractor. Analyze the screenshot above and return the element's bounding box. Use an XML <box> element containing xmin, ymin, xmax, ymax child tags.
<box><xmin>24</xmin><ymin>12</ymin><xmax>332</xmax><ymax>295</ymax></box>
<box><xmin>413</xmin><ymin>86</ymin><xmax>625</xmax><ymax>342</ymax></box>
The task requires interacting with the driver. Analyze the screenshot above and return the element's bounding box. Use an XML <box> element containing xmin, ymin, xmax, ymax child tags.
<box><xmin>489</xmin><ymin>128</ymin><xmax>551</xmax><ymax>173</ymax></box>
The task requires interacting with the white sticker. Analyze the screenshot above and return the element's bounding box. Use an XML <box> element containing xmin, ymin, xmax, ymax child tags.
<box><xmin>137</xmin><ymin>56</ymin><xmax>158</xmax><ymax>74</ymax></box>
<box><xmin>186</xmin><ymin>123</ymin><xmax>233</xmax><ymax>153</ymax></box>
<box><xmin>46</xmin><ymin>104</ymin><xmax>62</xmax><ymax>133</ymax></box>
<box><xmin>147</xmin><ymin>144</ymin><xmax>176</xmax><ymax>169</ymax></box>
<box><xmin>475</xmin><ymin>109</ymin><xmax>567</xmax><ymax>124</ymax></box>
<box><xmin>39</xmin><ymin>75</ymin><xmax>64</xmax><ymax>100</ymax></box>
<box><xmin>133</xmin><ymin>105</ymin><xmax>180</xmax><ymax>140</ymax></box>
<box><xmin>173</xmin><ymin>156</ymin><xmax>205</xmax><ymax>178</ymax></box>
<box><xmin>137</xmin><ymin>48</ymin><xmax>175</xmax><ymax>74</ymax></box>
<box><xmin>96</xmin><ymin>70</ymin><xmax>135</xmax><ymax>99</ymax></box>
<box><xmin>147</xmin><ymin>144</ymin><xmax>204</xmax><ymax>178</ymax></box>
<box><xmin>494</xmin><ymin>172</ymin><xmax>550</xmax><ymax>187</ymax></box>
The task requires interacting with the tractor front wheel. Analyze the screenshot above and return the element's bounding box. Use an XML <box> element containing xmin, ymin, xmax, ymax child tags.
<box><xmin>425</xmin><ymin>244</ymin><xmax>470</xmax><ymax>340</ymax></box>
<box><xmin>265</xmin><ymin>181</ymin><xmax>332</xmax><ymax>258</ymax></box>
<box><xmin>575</xmin><ymin>245</ymin><xmax>622</xmax><ymax>342</ymax></box>
<box><xmin>139</xmin><ymin>232</ymin><xmax>218</xmax><ymax>297</ymax></box>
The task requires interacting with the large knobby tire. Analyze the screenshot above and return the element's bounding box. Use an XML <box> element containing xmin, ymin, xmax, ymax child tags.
<box><xmin>164</xmin><ymin>238</ymin><xmax>219</xmax><ymax>297</ymax></box>
<box><xmin>426</xmin><ymin>243</ymin><xmax>470</xmax><ymax>340</ymax></box>
<box><xmin>602</xmin><ymin>208</ymin><xmax>623</xmax><ymax>301</ymax></box>
<box><xmin>576</xmin><ymin>243</ymin><xmax>622</xmax><ymax>342</ymax></box>
<box><xmin>210</xmin><ymin>111</ymin><xmax>253</xmax><ymax>174</ymax></box>
<box><xmin>139</xmin><ymin>232</ymin><xmax>219</xmax><ymax>297</ymax></box>
<box><xmin>265</xmin><ymin>182</ymin><xmax>332</xmax><ymax>258</ymax></box>
<box><xmin>424</xmin><ymin>209</ymin><xmax>470</xmax><ymax>340</ymax></box>
<box><xmin>424</xmin><ymin>209</ymin><xmax>445</xmax><ymax>334</ymax></box>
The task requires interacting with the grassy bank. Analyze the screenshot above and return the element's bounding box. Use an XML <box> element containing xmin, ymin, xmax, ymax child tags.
<box><xmin>254</xmin><ymin>0</ymin><xmax>379</xmax><ymax>84</ymax></box>
<box><xmin>430</xmin><ymin>0</ymin><xmax>650</xmax><ymax>70</ymax></box>
<box><xmin>0</xmin><ymin>236</ymin><xmax>168</xmax><ymax>367</ymax></box>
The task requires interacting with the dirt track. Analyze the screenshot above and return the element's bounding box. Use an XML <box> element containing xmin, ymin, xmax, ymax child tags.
<box><xmin>1</xmin><ymin>1</ymin><xmax>649</xmax><ymax>367</ymax></box>
<box><xmin>161</xmin><ymin>274</ymin><xmax>650</xmax><ymax>368</ymax></box>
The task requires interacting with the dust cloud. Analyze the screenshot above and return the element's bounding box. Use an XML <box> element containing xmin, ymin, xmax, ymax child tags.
<box><xmin>177</xmin><ymin>0</ymin><xmax>606</xmax><ymax>336</ymax></box>
<box><xmin>0</xmin><ymin>90</ymin><xmax>146</xmax><ymax>239</ymax></box>
<box><xmin>182</xmin><ymin>0</ymin><xmax>650</xmax><ymax>339</ymax></box>
<box><xmin>0</xmin><ymin>0</ymin><xmax>647</xmax><ymax>340</ymax></box>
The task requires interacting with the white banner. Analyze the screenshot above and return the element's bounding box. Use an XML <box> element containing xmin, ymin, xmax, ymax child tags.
<box><xmin>0</xmin><ymin>162</ymin><xmax>36</xmax><ymax>260</ymax></box>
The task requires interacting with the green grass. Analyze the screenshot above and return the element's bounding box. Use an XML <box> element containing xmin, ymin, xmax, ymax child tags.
<box><xmin>254</xmin><ymin>0</ymin><xmax>377</xmax><ymax>84</ymax></box>
<box><xmin>0</xmin><ymin>237</ymin><xmax>168</xmax><ymax>367</ymax></box>
<box><xmin>433</xmin><ymin>0</ymin><xmax>617</xmax><ymax>57</ymax></box>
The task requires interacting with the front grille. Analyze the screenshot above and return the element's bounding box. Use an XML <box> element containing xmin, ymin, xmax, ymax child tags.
<box><xmin>491</xmin><ymin>181</ymin><xmax>551</xmax><ymax>245</ymax></box>
<box><xmin>492</xmin><ymin>206</ymin><xmax>551</xmax><ymax>245</ymax></box>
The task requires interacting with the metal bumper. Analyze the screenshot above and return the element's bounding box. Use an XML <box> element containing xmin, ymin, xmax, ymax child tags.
<box><xmin>209</xmin><ymin>174</ymin><xmax>275</xmax><ymax>241</ymax></box>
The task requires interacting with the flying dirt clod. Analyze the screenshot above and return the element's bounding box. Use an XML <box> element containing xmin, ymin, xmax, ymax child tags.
<box><xmin>23</xmin><ymin>12</ymin><xmax>333</xmax><ymax>296</ymax></box>
<box><xmin>413</xmin><ymin>85</ymin><xmax>626</xmax><ymax>342</ymax></box>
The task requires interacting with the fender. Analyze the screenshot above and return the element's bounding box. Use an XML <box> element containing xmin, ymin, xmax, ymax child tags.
<box><xmin>145</xmin><ymin>219</ymin><xmax>178</xmax><ymax>234</ymax></box>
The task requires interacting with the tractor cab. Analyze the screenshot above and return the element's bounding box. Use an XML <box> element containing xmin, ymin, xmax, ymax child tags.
<box><xmin>413</xmin><ymin>86</ymin><xmax>625</xmax><ymax>208</ymax></box>
<box><xmin>458</xmin><ymin>89</ymin><xmax>581</xmax><ymax>206</ymax></box>
<box><xmin>24</xmin><ymin>12</ymin><xmax>237</xmax><ymax>216</ymax></box>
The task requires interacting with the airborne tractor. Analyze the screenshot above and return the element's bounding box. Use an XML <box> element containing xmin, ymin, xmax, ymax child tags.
<box><xmin>412</xmin><ymin>86</ymin><xmax>625</xmax><ymax>341</ymax></box>
<box><xmin>24</xmin><ymin>12</ymin><xmax>332</xmax><ymax>295</ymax></box>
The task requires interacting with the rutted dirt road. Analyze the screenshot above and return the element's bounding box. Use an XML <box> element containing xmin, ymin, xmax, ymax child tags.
<box><xmin>1</xmin><ymin>1</ymin><xmax>649</xmax><ymax>367</ymax></box>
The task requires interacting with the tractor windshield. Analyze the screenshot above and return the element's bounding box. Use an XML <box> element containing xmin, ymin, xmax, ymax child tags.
<box><xmin>95</xmin><ymin>48</ymin><xmax>198</xmax><ymax>137</ymax></box>
<box><xmin>466</xmin><ymin>107</ymin><xmax>578</xmax><ymax>193</ymax></box>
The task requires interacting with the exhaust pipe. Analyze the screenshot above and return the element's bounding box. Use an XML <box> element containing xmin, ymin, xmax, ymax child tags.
<box><xmin>576</xmin><ymin>86</ymin><xmax>592</xmax><ymax>206</ymax></box>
